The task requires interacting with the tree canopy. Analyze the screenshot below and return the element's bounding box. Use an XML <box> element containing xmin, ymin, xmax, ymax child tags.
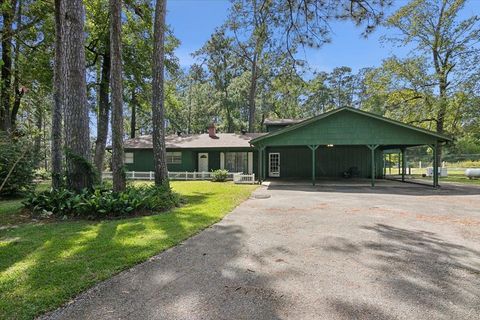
<box><xmin>0</xmin><ymin>0</ymin><xmax>479</xmax><ymax>194</ymax></box>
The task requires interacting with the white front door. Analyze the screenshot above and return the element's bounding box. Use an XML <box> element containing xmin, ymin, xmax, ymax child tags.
<box><xmin>269</xmin><ymin>153</ymin><xmax>280</xmax><ymax>177</ymax></box>
<box><xmin>198</xmin><ymin>153</ymin><xmax>209</xmax><ymax>172</ymax></box>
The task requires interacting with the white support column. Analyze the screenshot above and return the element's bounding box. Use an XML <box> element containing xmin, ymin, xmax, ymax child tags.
<box><xmin>247</xmin><ymin>152</ymin><xmax>253</xmax><ymax>174</ymax></box>
<box><xmin>220</xmin><ymin>152</ymin><xmax>225</xmax><ymax>169</ymax></box>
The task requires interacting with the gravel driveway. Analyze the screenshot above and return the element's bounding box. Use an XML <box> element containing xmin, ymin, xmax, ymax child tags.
<box><xmin>42</xmin><ymin>182</ymin><xmax>480</xmax><ymax>320</ymax></box>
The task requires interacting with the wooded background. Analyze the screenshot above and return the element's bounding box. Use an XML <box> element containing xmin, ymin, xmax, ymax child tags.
<box><xmin>1</xmin><ymin>0</ymin><xmax>479</xmax><ymax>191</ymax></box>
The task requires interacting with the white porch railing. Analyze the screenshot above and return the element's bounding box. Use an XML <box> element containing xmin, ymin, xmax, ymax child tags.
<box><xmin>233</xmin><ymin>173</ymin><xmax>255</xmax><ymax>184</ymax></box>
<box><xmin>102</xmin><ymin>171</ymin><xmax>256</xmax><ymax>184</ymax></box>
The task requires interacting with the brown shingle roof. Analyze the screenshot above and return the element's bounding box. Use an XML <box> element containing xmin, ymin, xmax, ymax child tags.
<box><xmin>123</xmin><ymin>133</ymin><xmax>266</xmax><ymax>149</ymax></box>
<box><xmin>264</xmin><ymin>118</ymin><xmax>304</xmax><ymax>125</ymax></box>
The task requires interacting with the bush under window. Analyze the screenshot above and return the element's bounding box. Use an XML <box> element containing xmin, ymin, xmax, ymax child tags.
<box><xmin>211</xmin><ymin>169</ymin><xmax>228</xmax><ymax>182</ymax></box>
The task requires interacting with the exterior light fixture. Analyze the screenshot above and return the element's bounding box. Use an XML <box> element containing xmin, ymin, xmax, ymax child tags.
<box><xmin>327</xmin><ymin>144</ymin><xmax>334</xmax><ymax>147</ymax></box>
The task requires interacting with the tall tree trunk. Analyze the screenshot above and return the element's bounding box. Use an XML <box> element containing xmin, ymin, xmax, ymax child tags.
<box><xmin>436</xmin><ymin>77</ymin><xmax>447</xmax><ymax>167</ymax></box>
<box><xmin>110</xmin><ymin>0</ymin><xmax>126</xmax><ymax>192</ymax></box>
<box><xmin>187</xmin><ymin>86</ymin><xmax>192</xmax><ymax>134</ymax></box>
<box><xmin>432</xmin><ymin>45</ymin><xmax>447</xmax><ymax>168</ymax></box>
<box><xmin>93</xmin><ymin>45</ymin><xmax>110</xmax><ymax>175</ymax></box>
<box><xmin>34</xmin><ymin>107</ymin><xmax>42</xmax><ymax>164</ymax></box>
<box><xmin>51</xmin><ymin>0</ymin><xmax>65</xmax><ymax>189</ymax></box>
<box><xmin>247</xmin><ymin>54</ymin><xmax>257</xmax><ymax>133</ymax></box>
<box><xmin>43</xmin><ymin>116</ymin><xmax>48</xmax><ymax>169</ymax></box>
<box><xmin>1</xmin><ymin>0</ymin><xmax>17</xmax><ymax>132</ymax></box>
<box><xmin>11</xmin><ymin>0</ymin><xmax>22</xmax><ymax>129</ymax></box>
<box><xmin>130</xmin><ymin>89</ymin><xmax>137</xmax><ymax>138</ymax></box>
<box><xmin>225</xmin><ymin>89</ymin><xmax>233</xmax><ymax>133</ymax></box>
<box><xmin>11</xmin><ymin>88</ymin><xmax>24</xmax><ymax>128</ymax></box>
<box><xmin>152</xmin><ymin>0</ymin><xmax>169</xmax><ymax>186</ymax></box>
<box><xmin>63</xmin><ymin>0</ymin><xmax>93</xmax><ymax>191</ymax></box>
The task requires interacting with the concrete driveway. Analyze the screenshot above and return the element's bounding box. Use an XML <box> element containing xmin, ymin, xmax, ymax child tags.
<box><xmin>43</xmin><ymin>182</ymin><xmax>480</xmax><ymax>320</ymax></box>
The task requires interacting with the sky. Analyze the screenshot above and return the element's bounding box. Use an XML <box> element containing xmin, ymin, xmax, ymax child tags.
<box><xmin>166</xmin><ymin>0</ymin><xmax>480</xmax><ymax>73</ymax></box>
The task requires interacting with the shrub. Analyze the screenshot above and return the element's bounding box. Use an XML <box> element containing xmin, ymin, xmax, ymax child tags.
<box><xmin>34</xmin><ymin>168</ymin><xmax>50</xmax><ymax>180</ymax></box>
<box><xmin>0</xmin><ymin>134</ymin><xmax>38</xmax><ymax>197</ymax></box>
<box><xmin>23</xmin><ymin>184</ymin><xmax>181</xmax><ymax>219</ymax></box>
<box><xmin>211</xmin><ymin>169</ymin><xmax>228</xmax><ymax>182</ymax></box>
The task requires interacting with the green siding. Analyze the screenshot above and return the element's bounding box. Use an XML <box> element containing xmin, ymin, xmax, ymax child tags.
<box><xmin>125</xmin><ymin>149</ymin><xmax>196</xmax><ymax>172</ymax></box>
<box><xmin>125</xmin><ymin>148</ymin><xmax>258</xmax><ymax>174</ymax></box>
<box><xmin>208</xmin><ymin>151</ymin><xmax>220</xmax><ymax>171</ymax></box>
<box><xmin>266</xmin><ymin>146</ymin><xmax>383</xmax><ymax>178</ymax></box>
<box><xmin>124</xmin><ymin>149</ymin><xmax>153</xmax><ymax>171</ymax></box>
<box><xmin>257</xmin><ymin>110</ymin><xmax>442</xmax><ymax>147</ymax></box>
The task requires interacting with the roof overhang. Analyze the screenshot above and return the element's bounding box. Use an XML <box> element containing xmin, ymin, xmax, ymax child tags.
<box><xmin>250</xmin><ymin>107</ymin><xmax>452</xmax><ymax>146</ymax></box>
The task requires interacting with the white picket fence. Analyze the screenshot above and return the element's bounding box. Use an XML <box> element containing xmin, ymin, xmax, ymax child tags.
<box><xmin>102</xmin><ymin>171</ymin><xmax>256</xmax><ymax>184</ymax></box>
<box><xmin>233</xmin><ymin>173</ymin><xmax>256</xmax><ymax>184</ymax></box>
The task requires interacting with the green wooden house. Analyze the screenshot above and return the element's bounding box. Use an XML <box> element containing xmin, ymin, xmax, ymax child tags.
<box><xmin>123</xmin><ymin>107</ymin><xmax>451</xmax><ymax>186</ymax></box>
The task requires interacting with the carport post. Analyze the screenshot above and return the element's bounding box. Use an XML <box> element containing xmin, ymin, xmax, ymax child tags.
<box><xmin>398</xmin><ymin>152</ymin><xmax>401</xmax><ymax>175</ymax></box>
<box><xmin>262</xmin><ymin>147</ymin><xmax>266</xmax><ymax>180</ymax></box>
<box><xmin>401</xmin><ymin>147</ymin><xmax>406</xmax><ymax>182</ymax></box>
<box><xmin>257</xmin><ymin>146</ymin><xmax>265</xmax><ymax>183</ymax></box>
<box><xmin>383</xmin><ymin>154</ymin><xmax>386</xmax><ymax>178</ymax></box>
<box><xmin>367</xmin><ymin>145</ymin><xmax>379</xmax><ymax>187</ymax></box>
<box><xmin>308</xmin><ymin>145</ymin><xmax>319</xmax><ymax>186</ymax></box>
<box><xmin>389</xmin><ymin>153</ymin><xmax>392</xmax><ymax>174</ymax></box>
<box><xmin>432</xmin><ymin>143</ymin><xmax>439</xmax><ymax>188</ymax></box>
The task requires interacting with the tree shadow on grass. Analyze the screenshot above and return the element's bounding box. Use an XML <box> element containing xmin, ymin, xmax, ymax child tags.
<box><xmin>325</xmin><ymin>223</ymin><xmax>480</xmax><ymax>319</ymax></box>
<box><xmin>0</xmin><ymin>191</ymin><xmax>213</xmax><ymax>272</ymax></box>
<box><xmin>40</xmin><ymin>222</ymin><xmax>291</xmax><ymax>320</ymax></box>
<box><xmin>0</xmin><ymin>191</ymin><xmax>229</xmax><ymax>319</ymax></box>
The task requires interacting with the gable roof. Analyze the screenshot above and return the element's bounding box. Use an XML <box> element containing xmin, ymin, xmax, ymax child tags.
<box><xmin>264</xmin><ymin>118</ymin><xmax>304</xmax><ymax>126</ymax></box>
<box><xmin>251</xmin><ymin>107</ymin><xmax>452</xmax><ymax>145</ymax></box>
<box><xmin>124</xmin><ymin>133</ymin><xmax>266</xmax><ymax>149</ymax></box>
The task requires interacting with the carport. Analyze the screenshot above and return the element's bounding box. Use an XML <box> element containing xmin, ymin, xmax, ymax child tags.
<box><xmin>250</xmin><ymin>107</ymin><xmax>452</xmax><ymax>187</ymax></box>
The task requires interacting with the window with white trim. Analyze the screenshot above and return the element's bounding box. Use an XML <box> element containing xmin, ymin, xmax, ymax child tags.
<box><xmin>167</xmin><ymin>151</ymin><xmax>182</xmax><ymax>164</ymax></box>
<box><xmin>225</xmin><ymin>152</ymin><xmax>248</xmax><ymax>173</ymax></box>
<box><xmin>124</xmin><ymin>152</ymin><xmax>134</xmax><ymax>164</ymax></box>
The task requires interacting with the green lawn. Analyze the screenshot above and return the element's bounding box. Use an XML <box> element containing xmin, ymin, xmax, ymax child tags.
<box><xmin>400</xmin><ymin>175</ymin><xmax>480</xmax><ymax>186</ymax></box>
<box><xmin>390</xmin><ymin>168</ymin><xmax>480</xmax><ymax>186</ymax></box>
<box><xmin>427</xmin><ymin>174</ymin><xmax>480</xmax><ymax>185</ymax></box>
<box><xmin>0</xmin><ymin>181</ymin><xmax>257</xmax><ymax>320</ymax></box>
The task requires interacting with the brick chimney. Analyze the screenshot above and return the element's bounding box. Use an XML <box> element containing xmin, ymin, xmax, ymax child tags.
<box><xmin>208</xmin><ymin>123</ymin><xmax>218</xmax><ymax>139</ymax></box>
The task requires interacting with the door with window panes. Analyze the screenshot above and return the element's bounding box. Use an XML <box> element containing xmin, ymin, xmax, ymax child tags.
<box><xmin>269</xmin><ymin>153</ymin><xmax>280</xmax><ymax>177</ymax></box>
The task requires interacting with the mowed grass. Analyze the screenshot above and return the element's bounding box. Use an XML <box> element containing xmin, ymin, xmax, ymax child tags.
<box><xmin>390</xmin><ymin>168</ymin><xmax>480</xmax><ymax>186</ymax></box>
<box><xmin>0</xmin><ymin>181</ymin><xmax>257</xmax><ymax>319</ymax></box>
<box><xmin>436</xmin><ymin>175</ymin><xmax>480</xmax><ymax>185</ymax></box>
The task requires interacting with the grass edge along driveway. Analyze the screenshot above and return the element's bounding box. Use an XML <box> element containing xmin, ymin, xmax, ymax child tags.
<box><xmin>0</xmin><ymin>181</ymin><xmax>257</xmax><ymax>320</ymax></box>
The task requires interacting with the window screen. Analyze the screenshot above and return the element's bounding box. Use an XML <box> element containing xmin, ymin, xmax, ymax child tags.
<box><xmin>167</xmin><ymin>152</ymin><xmax>182</xmax><ymax>164</ymax></box>
<box><xmin>124</xmin><ymin>152</ymin><xmax>134</xmax><ymax>164</ymax></box>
